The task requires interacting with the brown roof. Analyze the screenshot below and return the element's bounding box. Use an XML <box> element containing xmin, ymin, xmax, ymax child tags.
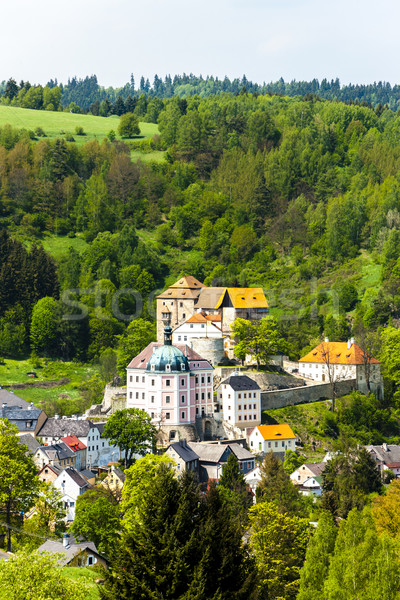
<box><xmin>305</xmin><ymin>462</ymin><xmax>326</xmax><ymax>477</ymax></box>
<box><xmin>169</xmin><ymin>276</ymin><xmax>204</xmax><ymax>289</ymax></box>
<box><xmin>157</xmin><ymin>276</ymin><xmax>204</xmax><ymax>300</ymax></box>
<box><xmin>300</xmin><ymin>341</ymin><xmax>380</xmax><ymax>365</ymax></box>
<box><xmin>195</xmin><ymin>287</ymin><xmax>225</xmax><ymax>309</ymax></box>
<box><xmin>127</xmin><ymin>343</ymin><xmax>212</xmax><ymax>369</ymax></box>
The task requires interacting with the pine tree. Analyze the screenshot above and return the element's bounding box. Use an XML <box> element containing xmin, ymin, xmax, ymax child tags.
<box><xmin>257</xmin><ymin>451</ymin><xmax>304</xmax><ymax>515</ymax></box>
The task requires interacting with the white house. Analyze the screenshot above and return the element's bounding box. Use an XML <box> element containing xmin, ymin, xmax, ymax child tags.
<box><xmin>33</xmin><ymin>442</ymin><xmax>76</xmax><ymax>471</ymax></box>
<box><xmin>244</xmin><ymin>465</ymin><xmax>262</xmax><ymax>494</ymax></box>
<box><xmin>172</xmin><ymin>312</ymin><xmax>223</xmax><ymax>345</ymax></box>
<box><xmin>53</xmin><ymin>467</ymin><xmax>90</xmax><ymax>521</ymax></box>
<box><xmin>290</xmin><ymin>462</ymin><xmax>325</xmax><ymax>485</ymax></box>
<box><xmin>126</xmin><ymin>327</ymin><xmax>214</xmax><ymax>430</ymax></box>
<box><xmin>298</xmin><ymin>338</ymin><xmax>383</xmax><ymax>397</ymax></box>
<box><xmin>300</xmin><ymin>477</ymin><xmax>322</xmax><ymax>496</ymax></box>
<box><xmin>366</xmin><ymin>444</ymin><xmax>400</xmax><ymax>477</ymax></box>
<box><xmin>248</xmin><ymin>424</ymin><xmax>296</xmax><ymax>455</ymax></box>
<box><xmin>218</xmin><ymin>374</ymin><xmax>261</xmax><ymax>429</ymax></box>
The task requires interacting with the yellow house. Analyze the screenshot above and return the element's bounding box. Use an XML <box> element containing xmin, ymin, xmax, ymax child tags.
<box><xmin>248</xmin><ymin>424</ymin><xmax>296</xmax><ymax>455</ymax></box>
<box><xmin>100</xmin><ymin>465</ymin><xmax>126</xmax><ymax>493</ymax></box>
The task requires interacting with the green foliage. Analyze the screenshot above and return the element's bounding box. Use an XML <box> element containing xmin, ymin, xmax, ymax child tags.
<box><xmin>116</xmin><ymin>318</ymin><xmax>156</xmax><ymax>379</ymax></box>
<box><xmin>321</xmin><ymin>446</ymin><xmax>382</xmax><ymax>517</ymax></box>
<box><xmin>103</xmin><ymin>408</ymin><xmax>156</xmax><ymax>467</ymax></box>
<box><xmin>297</xmin><ymin>511</ymin><xmax>338</xmax><ymax>600</ymax></box>
<box><xmin>257</xmin><ymin>451</ymin><xmax>305</xmax><ymax>516</ymax></box>
<box><xmin>231</xmin><ymin>318</ymin><xmax>290</xmax><ymax>369</ymax></box>
<box><xmin>72</xmin><ymin>487</ymin><xmax>120</xmax><ymax>555</ymax></box>
<box><xmin>0</xmin><ymin>420</ymin><xmax>39</xmax><ymax>550</ymax></box>
<box><xmin>249</xmin><ymin>501</ymin><xmax>312</xmax><ymax>600</ymax></box>
<box><xmin>103</xmin><ymin>467</ymin><xmax>256</xmax><ymax>600</ymax></box>
<box><xmin>118</xmin><ymin>112</ymin><xmax>140</xmax><ymax>138</ymax></box>
<box><xmin>0</xmin><ymin>550</ymin><xmax>90</xmax><ymax>599</ymax></box>
<box><xmin>283</xmin><ymin>449</ymin><xmax>305</xmax><ymax>474</ymax></box>
<box><xmin>30</xmin><ymin>297</ymin><xmax>60</xmax><ymax>355</ymax></box>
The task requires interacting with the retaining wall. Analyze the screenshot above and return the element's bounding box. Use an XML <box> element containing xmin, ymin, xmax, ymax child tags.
<box><xmin>261</xmin><ymin>379</ymin><xmax>357</xmax><ymax>410</ymax></box>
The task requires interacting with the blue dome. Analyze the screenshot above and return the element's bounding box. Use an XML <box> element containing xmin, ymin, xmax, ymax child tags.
<box><xmin>147</xmin><ymin>344</ymin><xmax>190</xmax><ymax>373</ymax></box>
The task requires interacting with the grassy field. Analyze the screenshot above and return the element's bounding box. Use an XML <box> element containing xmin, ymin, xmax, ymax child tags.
<box><xmin>61</xmin><ymin>567</ymin><xmax>101</xmax><ymax>599</ymax></box>
<box><xmin>0</xmin><ymin>357</ymin><xmax>99</xmax><ymax>409</ymax></box>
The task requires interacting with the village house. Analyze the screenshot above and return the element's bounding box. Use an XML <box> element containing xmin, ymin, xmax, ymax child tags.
<box><xmin>289</xmin><ymin>462</ymin><xmax>326</xmax><ymax>485</ymax></box>
<box><xmin>37</xmin><ymin>417</ymin><xmax>122</xmax><ymax>468</ymax></box>
<box><xmin>0</xmin><ymin>397</ymin><xmax>47</xmax><ymax>437</ymax></box>
<box><xmin>33</xmin><ymin>442</ymin><xmax>76</xmax><ymax>471</ymax></box>
<box><xmin>61</xmin><ymin>435</ymin><xmax>87</xmax><ymax>471</ymax></box>
<box><xmin>187</xmin><ymin>441</ymin><xmax>255</xmax><ymax>483</ymax></box>
<box><xmin>366</xmin><ymin>444</ymin><xmax>400</xmax><ymax>477</ymax></box>
<box><xmin>248</xmin><ymin>424</ymin><xmax>297</xmax><ymax>457</ymax></box>
<box><xmin>218</xmin><ymin>374</ymin><xmax>261</xmax><ymax>429</ymax></box>
<box><xmin>126</xmin><ymin>326</ymin><xmax>214</xmax><ymax>439</ymax></box>
<box><xmin>38</xmin><ymin>535</ymin><xmax>108</xmax><ymax>568</ymax></box>
<box><xmin>38</xmin><ymin>463</ymin><xmax>61</xmax><ymax>484</ymax></box>
<box><xmin>298</xmin><ymin>338</ymin><xmax>383</xmax><ymax>398</ymax></box>
<box><xmin>100</xmin><ymin>464</ymin><xmax>126</xmax><ymax>494</ymax></box>
<box><xmin>165</xmin><ymin>440</ymin><xmax>200</xmax><ymax>477</ymax></box>
<box><xmin>53</xmin><ymin>467</ymin><xmax>90</xmax><ymax>521</ymax></box>
<box><xmin>244</xmin><ymin>465</ymin><xmax>262</xmax><ymax>495</ymax></box>
<box><xmin>298</xmin><ymin>476</ymin><xmax>323</xmax><ymax>496</ymax></box>
<box><xmin>172</xmin><ymin>312</ymin><xmax>223</xmax><ymax>345</ymax></box>
<box><xmin>19</xmin><ymin>433</ymin><xmax>40</xmax><ymax>455</ymax></box>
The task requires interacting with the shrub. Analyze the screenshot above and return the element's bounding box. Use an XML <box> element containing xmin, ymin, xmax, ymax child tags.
<box><xmin>118</xmin><ymin>112</ymin><xmax>140</xmax><ymax>138</ymax></box>
<box><xmin>75</xmin><ymin>126</ymin><xmax>85</xmax><ymax>136</ymax></box>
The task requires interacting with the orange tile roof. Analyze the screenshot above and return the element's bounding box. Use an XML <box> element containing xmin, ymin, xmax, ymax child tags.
<box><xmin>215</xmin><ymin>288</ymin><xmax>269</xmax><ymax>310</ymax></box>
<box><xmin>256</xmin><ymin>424</ymin><xmax>296</xmax><ymax>440</ymax></box>
<box><xmin>299</xmin><ymin>342</ymin><xmax>380</xmax><ymax>365</ymax></box>
<box><xmin>186</xmin><ymin>313</ymin><xmax>209</xmax><ymax>323</ymax></box>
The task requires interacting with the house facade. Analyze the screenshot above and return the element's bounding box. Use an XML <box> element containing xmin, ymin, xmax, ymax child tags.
<box><xmin>61</xmin><ymin>435</ymin><xmax>87</xmax><ymax>471</ymax></box>
<box><xmin>218</xmin><ymin>374</ymin><xmax>261</xmax><ymax>429</ymax></box>
<box><xmin>290</xmin><ymin>462</ymin><xmax>325</xmax><ymax>485</ymax></box>
<box><xmin>53</xmin><ymin>467</ymin><xmax>90</xmax><ymax>521</ymax></box>
<box><xmin>165</xmin><ymin>440</ymin><xmax>199</xmax><ymax>477</ymax></box>
<box><xmin>299</xmin><ymin>338</ymin><xmax>383</xmax><ymax>398</ymax></box>
<box><xmin>248</xmin><ymin>424</ymin><xmax>297</xmax><ymax>456</ymax></box>
<box><xmin>171</xmin><ymin>313</ymin><xmax>223</xmax><ymax>345</ymax></box>
<box><xmin>187</xmin><ymin>441</ymin><xmax>255</xmax><ymax>483</ymax></box>
<box><xmin>366</xmin><ymin>444</ymin><xmax>400</xmax><ymax>477</ymax></box>
<box><xmin>0</xmin><ymin>401</ymin><xmax>47</xmax><ymax>437</ymax></box>
<box><xmin>126</xmin><ymin>329</ymin><xmax>214</xmax><ymax>430</ymax></box>
<box><xmin>33</xmin><ymin>442</ymin><xmax>76</xmax><ymax>471</ymax></box>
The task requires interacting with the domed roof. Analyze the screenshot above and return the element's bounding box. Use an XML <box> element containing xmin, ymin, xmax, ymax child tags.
<box><xmin>146</xmin><ymin>344</ymin><xmax>190</xmax><ymax>373</ymax></box>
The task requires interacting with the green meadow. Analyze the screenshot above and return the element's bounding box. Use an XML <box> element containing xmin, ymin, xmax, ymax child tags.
<box><xmin>0</xmin><ymin>105</ymin><xmax>164</xmax><ymax>160</ymax></box>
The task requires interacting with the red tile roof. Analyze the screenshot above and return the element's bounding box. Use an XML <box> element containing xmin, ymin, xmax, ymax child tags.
<box><xmin>61</xmin><ymin>435</ymin><xmax>87</xmax><ymax>452</ymax></box>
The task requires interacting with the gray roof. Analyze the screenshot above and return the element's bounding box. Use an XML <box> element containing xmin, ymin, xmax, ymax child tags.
<box><xmin>38</xmin><ymin>418</ymin><xmax>94</xmax><ymax>438</ymax></box>
<box><xmin>80</xmin><ymin>469</ymin><xmax>96</xmax><ymax>480</ymax></box>
<box><xmin>188</xmin><ymin>442</ymin><xmax>254</xmax><ymax>463</ymax></box>
<box><xmin>37</xmin><ymin>539</ymin><xmax>100</xmax><ymax>566</ymax></box>
<box><xmin>0</xmin><ymin>405</ymin><xmax>44</xmax><ymax>433</ymax></box>
<box><xmin>220</xmin><ymin>375</ymin><xmax>260</xmax><ymax>391</ymax></box>
<box><xmin>167</xmin><ymin>441</ymin><xmax>199</xmax><ymax>463</ymax></box>
<box><xmin>366</xmin><ymin>444</ymin><xmax>400</xmax><ymax>465</ymax></box>
<box><xmin>38</xmin><ymin>442</ymin><xmax>75</xmax><ymax>462</ymax></box>
<box><xmin>60</xmin><ymin>467</ymin><xmax>89</xmax><ymax>489</ymax></box>
<box><xmin>109</xmin><ymin>466</ymin><xmax>126</xmax><ymax>482</ymax></box>
<box><xmin>195</xmin><ymin>287</ymin><xmax>225</xmax><ymax>309</ymax></box>
<box><xmin>305</xmin><ymin>462</ymin><xmax>326</xmax><ymax>477</ymax></box>
<box><xmin>19</xmin><ymin>434</ymin><xmax>41</xmax><ymax>454</ymax></box>
<box><xmin>0</xmin><ymin>389</ymin><xmax>30</xmax><ymax>408</ymax></box>
<box><xmin>38</xmin><ymin>464</ymin><xmax>61</xmax><ymax>476</ymax></box>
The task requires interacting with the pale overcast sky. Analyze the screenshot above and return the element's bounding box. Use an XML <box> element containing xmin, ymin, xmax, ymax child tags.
<box><xmin>1</xmin><ymin>0</ymin><xmax>399</xmax><ymax>88</ymax></box>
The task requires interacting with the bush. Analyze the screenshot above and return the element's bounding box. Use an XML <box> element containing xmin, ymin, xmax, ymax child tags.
<box><xmin>34</xmin><ymin>126</ymin><xmax>46</xmax><ymax>137</ymax></box>
<box><xmin>75</xmin><ymin>126</ymin><xmax>85</xmax><ymax>136</ymax></box>
<box><xmin>107</xmin><ymin>129</ymin><xmax>116</xmax><ymax>141</ymax></box>
<box><xmin>65</xmin><ymin>134</ymin><xmax>75</xmax><ymax>142</ymax></box>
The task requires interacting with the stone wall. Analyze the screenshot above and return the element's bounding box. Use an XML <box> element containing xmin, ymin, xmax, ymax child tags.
<box><xmin>190</xmin><ymin>337</ymin><xmax>225</xmax><ymax>366</ymax></box>
<box><xmin>261</xmin><ymin>379</ymin><xmax>357</xmax><ymax>411</ymax></box>
<box><xmin>213</xmin><ymin>367</ymin><xmax>305</xmax><ymax>392</ymax></box>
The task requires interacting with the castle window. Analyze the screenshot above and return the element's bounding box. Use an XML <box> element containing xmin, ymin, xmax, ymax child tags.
<box><xmin>181</xmin><ymin>378</ymin><xmax>185</xmax><ymax>385</ymax></box>
<box><xmin>180</xmin><ymin>302</ymin><xmax>183</xmax><ymax>307</ymax></box>
<box><xmin>207</xmin><ymin>376</ymin><xmax>211</xmax><ymax>383</ymax></box>
<box><xmin>129</xmin><ymin>392</ymin><xmax>132</xmax><ymax>399</ymax></box>
<box><xmin>182</xmin><ymin>314</ymin><xmax>186</xmax><ymax>319</ymax></box>
<box><xmin>201</xmin><ymin>376</ymin><xmax>204</xmax><ymax>384</ymax></box>
<box><xmin>181</xmin><ymin>412</ymin><xmax>185</xmax><ymax>419</ymax></box>
<box><xmin>166</xmin><ymin>364</ymin><xmax>171</xmax><ymax>372</ymax></box>
<box><xmin>152</xmin><ymin>379</ymin><xmax>155</xmax><ymax>386</ymax></box>
<box><xmin>135</xmin><ymin>392</ymin><xmax>139</xmax><ymax>399</ymax></box>
<box><xmin>142</xmin><ymin>393</ymin><xmax>145</xmax><ymax>399</ymax></box>
<box><xmin>201</xmin><ymin>393</ymin><xmax>204</xmax><ymax>400</ymax></box>
<box><xmin>166</xmin><ymin>412</ymin><xmax>170</xmax><ymax>419</ymax></box>
<box><xmin>151</xmin><ymin>364</ymin><xmax>155</xmax><ymax>372</ymax></box>
<box><xmin>181</xmin><ymin>364</ymin><xmax>186</xmax><ymax>371</ymax></box>
<box><xmin>184</xmin><ymin>336</ymin><xmax>187</xmax><ymax>341</ymax></box>
<box><xmin>151</xmin><ymin>412</ymin><xmax>154</xmax><ymax>418</ymax></box>
<box><xmin>238</xmin><ymin>405</ymin><xmax>241</xmax><ymax>410</ymax></box>
<box><xmin>207</xmin><ymin>392</ymin><xmax>210</xmax><ymax>399</ymax></box>
<box><xmin>166</xmin><ymin>396</ymin><xmax>171</xmax><ymax>403</ymax></box>
<box><xmin>129</xmin><ymin>376</ymin><xmax>132</xmax><ymax>382</ymax></box>
<box><xmin>190</xmin><ymin>324</ymin><xmax>194</xmax><ymax>329</ymax></box>
<box><xmin>238</xmin><ymin>394</ymin><xmax>241</xmax><ymax>399</ymax></box>
<box><xmin>181</xmin><ymin>396</ymin><xmax>185</xmax><ymax>403</ymax></box>
<box><xmin>151</xmin><ymin>396</ymin><xmax>155</xmax><ymax>403</ymax></box>
<box><xmin>136</xmin><ymin>376</ymin><xmax>139</xmax><ymax>382</ymax></box>
<box><xmin>178</xmin><ymin>336</ymin><xmax>181</xmax><ymax>341</ymax></box>
<box><xmin>166</xmin><ymin>380</ymin><xmax>171</xmax><ymax>386</ymax></box>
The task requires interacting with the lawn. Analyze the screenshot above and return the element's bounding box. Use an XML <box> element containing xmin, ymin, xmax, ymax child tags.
<box><xmin>61</xmin><ymin>566</ymin><xmax>101</xmax><ymax>600</ymax></box>
<box><xmin>0</xmin><ymin>105</ymin><xmax>160</xmax><ymax>148</ymax></box>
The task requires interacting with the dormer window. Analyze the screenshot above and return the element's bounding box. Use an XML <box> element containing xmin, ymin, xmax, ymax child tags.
<box><xmin>151</xmin><ymin>364</ymin><xmax>155</xmax><ymax>372</ymax></box>
<box><xmin>166</xmin><ymin>364</ymin><xmax>171</xmax><ymax>372</ymax></box>
<box><xmin>181</xmin><ymin>363</ymin><xmax>186</xmax><ymax>371</ymax></box>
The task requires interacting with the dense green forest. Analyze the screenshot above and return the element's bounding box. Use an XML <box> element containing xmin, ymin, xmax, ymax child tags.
<box><xmin>1</xmin><ymin>74</ymin><xmax>400</xmax><ymax>114</ymax></box>
<box><xmin>1</xmin><ymin>91</ymin><xmax>400</xmax><ymax>386</ymax></box>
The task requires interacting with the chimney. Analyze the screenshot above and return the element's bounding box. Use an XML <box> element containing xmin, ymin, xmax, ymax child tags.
<box><xmin>62</xmin><ymin>534</ymin><xmax>70</xmax><ymax>548</ymax></box>
<box><xmin>383</xmin><ymin>443</ymin><xmax>388</xmax><ymax>452</ymax></box>
<box><xmin>2</xmin><ymin>403</ymin><xmax>7</xmax><ymax>409</ymax></box>
<box><xmin>324</xmin><ymin>337</ymin><xmax>329</xmax><ymax>343</ymax></box>
<box><xmin>351</xmin><ymin>337</ymin><xmax>355</xmax><ymax>345</ymax></box>
<box><xmin>29</xmin><ymin>402</ymin><xmax>34</xmax><ymax>410</ymax></box>
<box><xmin>54</xmin><ymin>414</ymin><xmax>60</xmax><ymax>420</ymax></box>
<box><xmin>347</xmin><ymin>339</ymin><xmax>351</xmax><ymax>350</ymax></box>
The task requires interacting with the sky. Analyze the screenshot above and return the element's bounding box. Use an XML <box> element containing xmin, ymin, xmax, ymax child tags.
<box><xmin>1</xmin><ymin>0</ymin><xmax>399</xmax><ymax>89</ymax></box>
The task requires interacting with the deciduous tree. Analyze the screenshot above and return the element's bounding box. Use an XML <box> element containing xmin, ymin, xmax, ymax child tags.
<box><xmin>103</xmin><ymin>408</ymin><xmax>156</xmax><ymax>468</ymax></box>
